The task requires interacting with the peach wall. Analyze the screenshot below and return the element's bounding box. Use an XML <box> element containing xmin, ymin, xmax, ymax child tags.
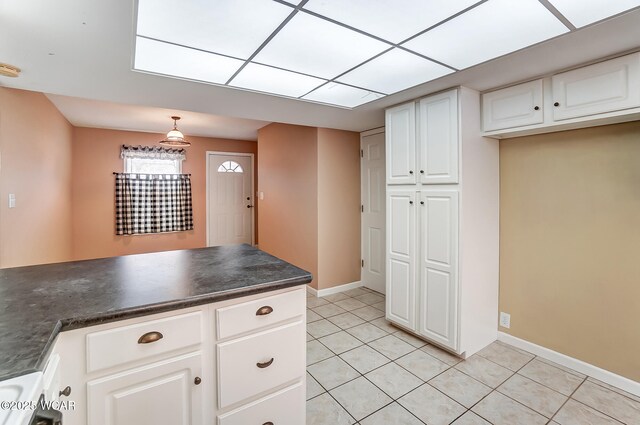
<box><xmin>0</xmin><ymin>88</ymin><xmax>73</xmax><ymax>268</ymax></box>
<box><xmin>71</xmin><ymin>127</ymin><xmax>257</xmax><ymax>260</ymax></box>
<box><xmin>317</xmin><ymin>128</ymin><xmax>361</xmax><ymax>290</ymax></box>
<box><xmin>257</xmin><ymin>123</ymin><xmax>319</xmax><ymax>287</ymax></box>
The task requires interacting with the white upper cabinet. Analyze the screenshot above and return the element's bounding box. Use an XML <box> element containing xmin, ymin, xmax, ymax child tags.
<box><xmin>386</xmin><ymin>102</ymin><xmax>416</xmax><ymax>185</ymax></box>
<box><xmin>418</xmin><ymin>90</ymin><xmax>459</xmax><ymax>184</ymax></box>
<box><xmin>482</xmin><ymin>79</ymin><xmax>543</xmax><ymax>131</ymax></box>
<box><xmin>552</xmin><ymin>53</ymin><xmax>640</xmax><ymax>121</ymax></box>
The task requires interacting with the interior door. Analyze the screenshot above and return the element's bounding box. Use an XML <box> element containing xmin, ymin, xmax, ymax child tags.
<box><xmin>208</xmin><ymin>153</ymin><xmax>254</xmax><ymax>246</ymax></box>
<box><xmin>361</xmin><ymin>131</ymin><xmax>386</xmax><ymax>294</ymax></box>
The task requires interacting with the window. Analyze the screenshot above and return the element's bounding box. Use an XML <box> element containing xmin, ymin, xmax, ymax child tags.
<box><xmin>121</xmin><ymin>145</ymin><xmax>186</xmax><ymax>174</ymax></box>
<box><xmin>217</xmin><ymin>160</ymin><xmax>243</xmax><ymax>173</ymax></box>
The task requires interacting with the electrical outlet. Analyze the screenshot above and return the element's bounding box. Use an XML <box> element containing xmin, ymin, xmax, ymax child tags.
<box><xmin>8</xmin><ymin>194</ymin><xmax>16</xmax><ymax>208</ymax></box>
<box><xmin>499</xmin><ymin>312</ymin><xmax>511</xmax><ymax>329</ymax></box>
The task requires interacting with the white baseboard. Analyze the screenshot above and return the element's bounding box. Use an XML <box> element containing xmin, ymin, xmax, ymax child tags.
<box><xmin>307</xmin><ymin>281</ymin><xmax>362</xmax><ymax>298</ymax></box>
<box><xmin>498</xmin><ymin>332</ymin><xmax>640</xmax><ymax>397</ymax></box>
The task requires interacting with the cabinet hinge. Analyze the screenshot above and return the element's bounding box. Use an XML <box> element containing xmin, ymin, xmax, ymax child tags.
<box><xmin>361</xmin><ymin>205</ymin><xmax>364</xmax><ymax>213</ymax></box>
<box><xmin>360</xmin><ymin>149</ymin><xmax>364</xmax><ymax>158</ymax></box>
<box><xmin>361</xmin><ymin>259</ymin><xmax>364</xmax><ymax>268</ymax></box>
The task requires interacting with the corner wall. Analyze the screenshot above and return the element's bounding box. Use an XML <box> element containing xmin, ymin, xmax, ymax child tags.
<box><xmin>0</xmin><ymin>88</ymin><xmax>73</xmax><ymax>268</ymax></box>
<box><xmin>499</xmin><ymin>121</ymin><xmax>640</xmax><ymax>381</ymax></box>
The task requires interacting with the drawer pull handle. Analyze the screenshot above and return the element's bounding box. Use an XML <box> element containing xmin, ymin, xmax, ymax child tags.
<box><xmin>59</xmin><ymin>386</ymin><xmax>72</xmax><ymax>397</ymax></box>
<box><xmin>257</xmin><ymin>358</ymin><xmax>274</xmax><ymax>369</ymax></box>
<box><xmin>263</xmin><ymin>422</ymin><xmax>274</xmax><ymax>425</ymax></box>
<box><xmin>256</xmin><ymin>306</ymin><xmax>274</xmax><ymax>316</ymax></box>
<box><xmin>138</xmin><ymin>331</ymin><xmax>163</xmax><ymax>344</ymax></box>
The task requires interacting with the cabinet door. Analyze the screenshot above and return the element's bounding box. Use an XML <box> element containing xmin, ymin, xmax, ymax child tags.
<box><xmin>386</xmin><ymin>102</ymin><xmax>416</xmax><ymax>185</ymax></box>
<box><xmin>482</xmin><ymin>80</ymin><xmax>543</xmax><ymax>131</ymax></box>
<box><xmin>418</xmin><ymin>191</ymin><xmax>459</xmax><ymax>351</ymax></box>
<box><xmin>386</xmin><ymin>190</ymin><xmax>416</xmax><ymax>330</ymax></box>
<box><xmin>552</xmin><ymin>52</ymin><xmax>640</xmax><ymax>121</ymax></box>
<box><xmin>418</xmin><ymin>89</ymin><xmax>459</xmax><ymax>184</ymax></box>
<box><xmin>87</xmin><ymin>352</ymin><xmax>203</xmax><ymax>425</ymax></box>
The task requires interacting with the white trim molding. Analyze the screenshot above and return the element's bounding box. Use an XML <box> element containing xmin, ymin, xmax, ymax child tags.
<box><xmin>307</xmin><ymin>281</ymin><xmax>362</xmax><ymax>298</ymax></box>
<box><xmin>498</xmin><ymin>332</ymin><xmax>640</xmax><ymax>397</ymax></box>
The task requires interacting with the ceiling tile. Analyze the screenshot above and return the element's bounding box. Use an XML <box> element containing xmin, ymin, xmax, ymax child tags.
<box><xmin>230</xmin><ymin>62</ymin><xmax>326</xmax><ymax>98</ymax></box>
<box><xmin>304</xmin><ymin>0</ymin><xmax>479</xmax><ymax>43</ymax></box>
<box><xmin>337</xmin><ymin>48</ymin><xmax>453</xmax><ymax>94</ymax></box>
<box><xmin>134</xmin><ymin>37</ymin><xmax>243</xmax><ymax>84</ymax></box>
<box><xmin>253</xmin><ymin>12</ymin><xmax>389</xmax><ymax>79</ymax></box>
<box><xmin>402</xmin><ymin>0</ymin><xmax>569</xmax><ymax>70</ymax></box>
<box><xmin>136</xmin><ymin>0</ymin><xmax>292</xmax><ymax>59</ymax></box>
<box><xmin>303</xmin><ymin>83</ymin><xmax>384</xmax><ymax>108</ymax></box>
<box><xmin>549</xmin><ymin>0</ymin><xmax>640</xmax><ymax>27</ymax></box>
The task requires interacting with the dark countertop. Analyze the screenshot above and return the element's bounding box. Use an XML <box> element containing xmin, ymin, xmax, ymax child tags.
<box><xmin>0</xmin><ymin>244</ymin><xmax>312</xmax><ymax>381</ymax></box>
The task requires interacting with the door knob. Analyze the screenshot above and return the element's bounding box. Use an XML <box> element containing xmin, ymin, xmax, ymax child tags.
<box><xmin>247</xmin><ymin>205</ymin><xmax>254</xmax><ymax>208</ymax></box>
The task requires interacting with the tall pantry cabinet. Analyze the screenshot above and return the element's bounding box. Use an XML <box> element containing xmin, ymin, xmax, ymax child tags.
<box><xmin>385</xmin><ymin>87</ymin><xmax>500</xmax><ymax>357</ymax></box>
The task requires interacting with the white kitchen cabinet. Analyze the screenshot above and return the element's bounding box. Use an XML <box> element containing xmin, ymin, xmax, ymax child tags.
<box><xmin>418</xmin><ymin>191</ymin><xmax>459</xmax><ymax>350</ymax></box>
<box><xmin>418</xmin><ymin>90</ymin><xmax>459</xmax><ymax>184</ymax></box>
<box><xmin>386</xmin><ymin>102</ymin><xmax>416</xmax><ymax>185</ymax></box>
<box><xmin>482</xmin><ymin>80</ymin><xmax>544</xmax><ymax>131</ymax></box>
<box><xmin>482</xmin><ymin>52</ymin><xmax>640</xmax><ymax>139</ymax></box>
<box><xmin>217</xmin><ymin>382</ymin><xmax>304</xmax><ymax>425</ymax></box>
<box><xmin>385</xmin><ymin>87</ymin><xmax>499</xmax><ymax>357</ymax></box>
<box><xmin>87</xmin><ymin>352</ymin><xmax>203</xmax><ymax>425</ymax></box>
<box><xmin>552</xmin><ymin>53</ymin><xmax>640</xmax><ymax>121</ymax></box>
<box><xmin>386</xmin><ymin>190</ymin><xmax>417</xmax><ymax>329</ymax></box>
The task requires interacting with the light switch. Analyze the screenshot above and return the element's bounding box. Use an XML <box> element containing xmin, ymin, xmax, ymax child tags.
<box><xmin>259</xmin><ymin>191</ymin><xmax>265</xmax><ymax>200</ymax></box>
<box><xmin>8</xmin><ymin>193</ymin><xmax>16</xmax><ymax>208</ymax></box>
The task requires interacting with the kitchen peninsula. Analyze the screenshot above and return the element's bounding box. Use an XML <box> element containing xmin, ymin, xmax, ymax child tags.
<box><xmin>0</xmin><ymin>244</ymin><xmax>311</xmax><ymax>425</ymax></box>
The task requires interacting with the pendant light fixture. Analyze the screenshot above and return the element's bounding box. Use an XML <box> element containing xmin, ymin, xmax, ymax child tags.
<box><xmin>159</xmin><ymin>116</ymin><xmax>191</xmax><ymax>147</ymax></box>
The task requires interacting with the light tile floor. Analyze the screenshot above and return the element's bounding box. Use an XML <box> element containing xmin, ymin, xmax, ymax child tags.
<box><xmin>305</xmin><ymin>287</ymin><xmax>640</xmax><ymax>425</ymax></box>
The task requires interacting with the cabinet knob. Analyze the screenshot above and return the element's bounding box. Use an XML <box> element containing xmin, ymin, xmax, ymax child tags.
<box><xmin>409</xmin><ymin>170</ymin><xmax>414</xmax><ymax>174</ymax></box>
<box><xmin>194</xmin><ymin>377</ymin><xmax>202</xmax><ymax>385</ymax></box>
<box><xmin>554</xmin><ymin>102</ymin><xmax>560</xmax><ymax>107</ymax></box>
<box><xmin>409</xmin><ymin>201</ymin><xmax>414</xmax><ymax>205</ymax></box>
<box><xmin>257</xmin><ymin>358</ymin><xmax>275</xmax><ymax>368</ymax></box>
<box><xmin>534</xmin><ymin>106</ymin><xmax>540</xmax><ymax>111</ymax></box>
<box><xmin>138</xmin><ymin>331</ymin><xmax>163</xmax><ymax>344</ymax></box>
<box><xmin>420</xmin><ymin>170</ymin><xmax>424</xmax><ymax>174</ymax></box>
<box><xmin>59</xmin><ymin>386</ymin><xmax>72</xmax><ymax>397</ymax></box>
<box><xmin>420</xmin><ymin>201</ymin><xmax>424</xmax><ymax>205</ymax></box>
<box><xmin>256</xmin><ymin>305</ymin><xmax>273</xmax><ymax>316</ymax></box>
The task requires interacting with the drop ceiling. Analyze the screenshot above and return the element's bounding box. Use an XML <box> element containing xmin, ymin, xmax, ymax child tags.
<box><xmin>0</xmin><ymin>0</ymin><xmax>639</xmax><ymax>135</ymax></box>
<box><xmin>134</xmin><ymin>0</ymin><xmax>640</xmax><ymax>108</ymax></box>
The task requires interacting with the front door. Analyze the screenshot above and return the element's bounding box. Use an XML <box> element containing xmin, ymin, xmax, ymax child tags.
<box><xmin>207</xmin><ymin>153</ymin><xmax>254</xmax><ymax>246</ymax></box>
<box><xmin>361</xmin><ymin>130</ymin><xmax>386</xmax><ymax>294</ymax></box>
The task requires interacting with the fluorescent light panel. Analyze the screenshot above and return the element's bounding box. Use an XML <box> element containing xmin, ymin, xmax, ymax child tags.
<box><xmin>548</xmin><ymin>0</ymin><xmax>640</xmax><ymax>27</ymax></box>
<box><xmin>402</xmin><ymin>0</ymin><xmax>569</xmax><ymax>70</ymax></box>
<box><xmin>136</xmin><ymin>0</ymin><xmax>292</xmax><ymax>59</ymax></box>
<box><xmin>303</xmin><ymin>83</ymin><xmax>384</xmax><ymax>108</ymax></box>
<box><xmin>230</xmin><ymin>63</ymin><xmax>326</xmax><ymax>98</ymax></box>
<box><xmin>254</xmin><ymin>12</ymin><xmax>389</xmax><ymax>79</ymax></box>
<box><xmin>338</xmin><ymin>48</ymin><xmax>453</xmax><ymax>94</ymax></box>
<box><xmin>304</xmin><ymin>0</ymin><xmax>479</xmax><ymax>43</ymax></box>
<box><xmin>134</xmin><ymin>37</ymin><xmax>243</xmax><ymax>84</ymax></box>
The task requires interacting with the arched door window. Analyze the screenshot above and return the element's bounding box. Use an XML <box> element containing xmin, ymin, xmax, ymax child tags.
<box><xmin>217</xmin><ymin>160</ymin><xmax>244</xmax><ymax>173</ymax></box>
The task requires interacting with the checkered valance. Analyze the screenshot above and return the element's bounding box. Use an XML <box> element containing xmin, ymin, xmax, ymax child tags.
<box><xmin>115</xmin><ymin>173</ymin><xmax>193</xmax><ymax>235</ymax></box>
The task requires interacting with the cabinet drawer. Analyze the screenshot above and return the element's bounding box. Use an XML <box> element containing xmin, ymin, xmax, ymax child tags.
<box><xmin>217</xmin><ymin>321</ymin><xmax>305</xmax><ymax>408</ymax></box>
<box><xmin>217</xmin><ymin>382</ymin><xmax>304</xmax><ymax>425</ymax></box>
<box><xmin>216</xmin><ymin>289</ymin><xmax>304</xmax><ymax>340</ymax></box>
<box><xmin>86</xmin><ymin>311</ymin><xmax>202</xmax><ymax>373</ymax></box>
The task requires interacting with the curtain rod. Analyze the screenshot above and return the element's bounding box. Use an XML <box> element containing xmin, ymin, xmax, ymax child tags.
<box><xmin>112</xmin><ymin>172</ymin><xmax>192</xmax><ymax>176</ymax></box>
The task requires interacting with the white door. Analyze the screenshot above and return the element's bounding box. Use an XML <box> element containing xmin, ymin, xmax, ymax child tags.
<box><xmin>418</xmin><ymin>89</ymin><xmax>459</xmax><ymax>184</ymax></box>
<box><xmin>552</xmin><ymin>52</ymin><xmax>640</xmax><ymax>121</ymax></box>
<box><xmin>482</xmin><ymin>80</ymin><xmax>544</xmax><ymax>131</ymax></box>
<box><xmin>87</xmin><ymin>352</ymin><xmax>203</xmax><ymax>425</ymax></box>
<box><xmin>361</xmin><ymin>130</ymin><xmax>386</xmax><ymax>294</ymax></box>
<box><xmin>385</xmin><ymin>102</ymin><xmax>416</xmax><ymax>185</ymax></box>
<box><xmin>386</xmin><ymin>190</ymin><xmax>416</xmax><ymax>330</ymax></box>
<box><xmin>208</xmin><ymin>153</ymin><xmax>254</xmax><ymax>246</ymax></box>
<box><xmin>418</xmin><ymin>191</ymin><xmax>459</xmax><ymax>351</ymax></box>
